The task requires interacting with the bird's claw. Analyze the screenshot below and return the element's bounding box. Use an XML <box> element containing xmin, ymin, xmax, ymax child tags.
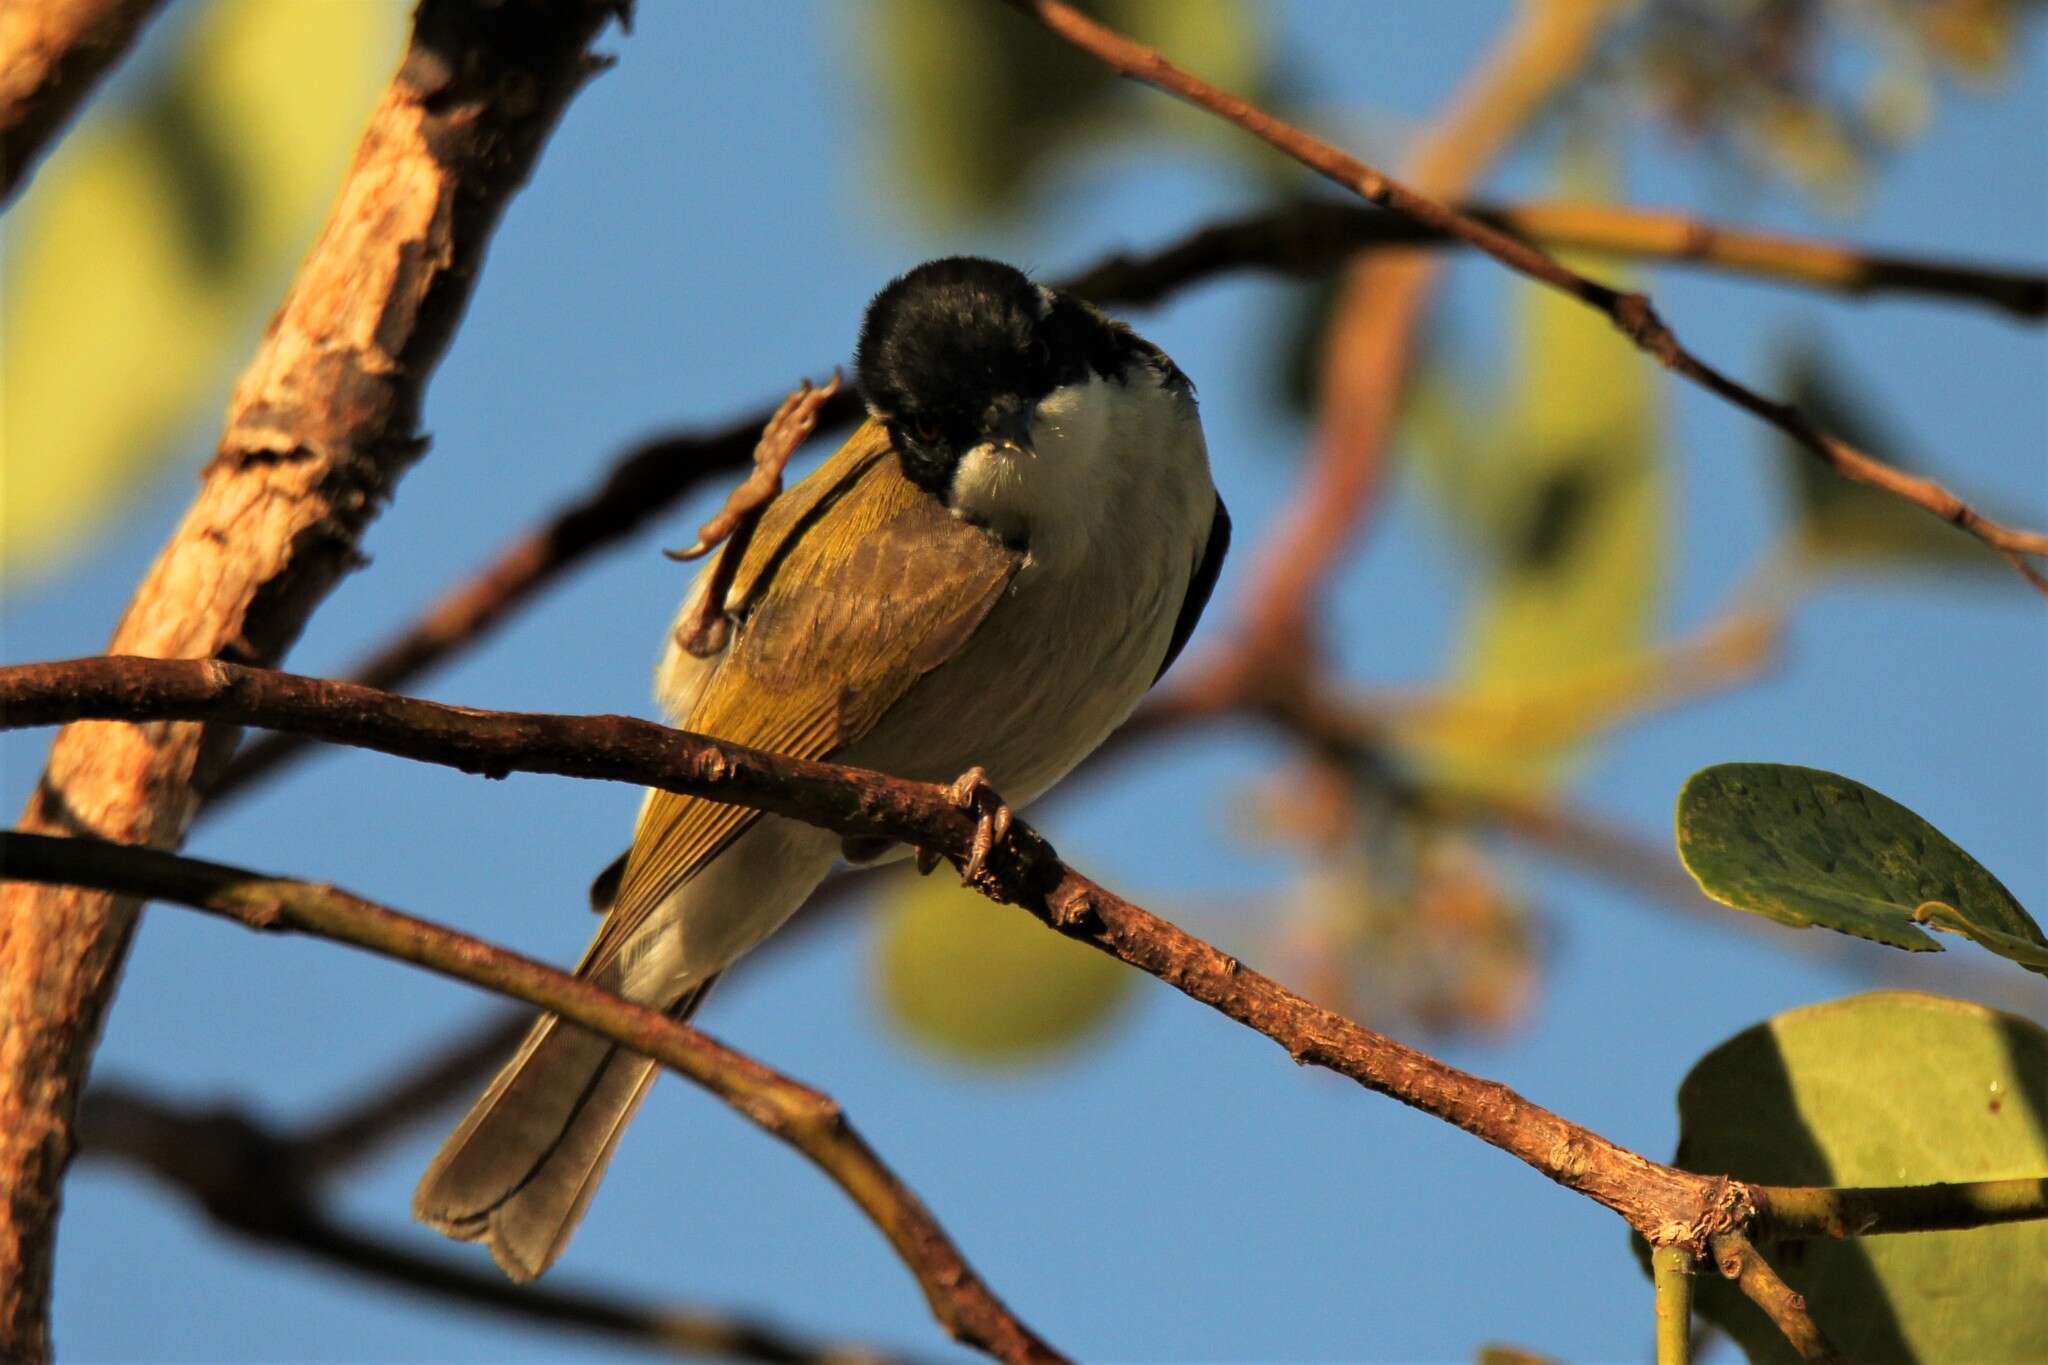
<box><xmin>940</xmin><ymin>765</ymin><xmax>1011</xmax><ymax>887</ymax></box>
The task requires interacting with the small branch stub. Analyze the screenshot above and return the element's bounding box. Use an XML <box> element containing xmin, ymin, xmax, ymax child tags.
<box><xmin>668</xmin><ymin>371</ymin><xmax>843</xmax><ymax>657</ymax></box>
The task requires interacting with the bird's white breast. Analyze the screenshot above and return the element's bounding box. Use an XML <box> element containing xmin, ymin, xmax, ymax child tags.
<box><xmin>845</xmin><ymin>366</ymin><xmax>1216</xmax><ymax>804</ymax></box>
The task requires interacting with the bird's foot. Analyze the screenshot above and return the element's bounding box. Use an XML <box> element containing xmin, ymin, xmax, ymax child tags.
<box><xmin>933</xmin><ymin>765</ymin><xmax>1011</xmax><ymax>888</ymax></box>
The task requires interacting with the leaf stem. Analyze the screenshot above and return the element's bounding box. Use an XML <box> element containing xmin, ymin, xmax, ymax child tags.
<box><xmin>1651</xmin><ymin>1244</ymin><xmax>1694</xmax><ymax>1365</ymax></box>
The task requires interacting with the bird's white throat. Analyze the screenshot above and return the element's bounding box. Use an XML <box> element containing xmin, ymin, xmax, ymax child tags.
<box><xmin>946</xmin><ymin>368</ymin><xmax>1207</xmax><ymax>574</ymax></box>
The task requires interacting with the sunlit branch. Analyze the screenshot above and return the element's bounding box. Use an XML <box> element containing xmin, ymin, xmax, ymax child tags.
<box><xmin>0</xmin><ymin>5</ymin><xmax>627</xmax><ymax>1356</ymax></box>
<box><xmin>1708</xmin><ymin>1231</ymin><xmax>1842</xmax><ymax>1363</ymax></box>
<box><xmin>10</xmin><ymin>834</ymin><xmax>1059</xmax><ymax>1365</ymax></box>
<box><xmin>0</xmin><ymin>0</ymin><xmax>168</xmax><ymax>203</ymax></box>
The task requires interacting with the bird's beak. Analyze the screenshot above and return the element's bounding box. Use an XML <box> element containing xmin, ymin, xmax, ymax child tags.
<box><xmin>987</xmin><ymin>407</ymin><xmax>1036</xmax><ymax>458</ymax></box>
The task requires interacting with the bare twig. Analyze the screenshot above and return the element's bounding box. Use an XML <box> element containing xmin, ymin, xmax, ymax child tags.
<box><xmin>0</xmin><ymin>6</ymin><xmax>624</xmax><ymax>1355</ymax></box>
<box><xmin>1709</xmin><ymin>1231</ymin><xmax>1843</xmax><ymax>1363</ymax></box>
<box><xmin>0</xmin><ymin>0</ymin><xmax>168</xmax><ymax>203</ymax></box>
<box><xmin>8</xmin><ymin>835</ymin><xmax>1059</xmax><ymax>1365</ymax></box>
<box><xmin>999</xmin><ymin>0</ymin><xmax>2048</xmax><ymax>589</ymax></box>
<box><xmin>290</xmin><ymin>1013</ymin><xmax>529</xmax><ymax>1181</ymax></box>
<box><xmin>668</xmin><ymin>373</ymin><xmax>843</xmax><ymax>658</ymax></box>
<box><xmin>78</xmin><ymin>1085</ymin><xmax>904</xmax><ymax>1363</ymax></box>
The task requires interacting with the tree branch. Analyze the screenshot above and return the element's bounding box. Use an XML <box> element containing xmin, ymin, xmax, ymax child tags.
<box><xmin>0</xmin><ymin>0</ymin><xmax>168</xmax><ymax>204</ymax></box>
<box><xmin>203</xmin><ymin>196</ymin><xmax>2047</xmax><ymax>808</ymax></box>
<box><xmin>9</xmin><ymin>657</ymin><xmax>2044</xmax><ymax>1350</ymax></box>
<box><xmin>0</xmin><ymin>656</ymin><xmax>1791</xmax><ymax>1250</ymax></box>
<box><xmin>8</xmin><ymin>835</ymin><xmax>1058</xmax><ymax>1365</ymax></box>
<box><xmin>1050</xmin><ymin>201</ymin><xmax>2048</xmax><ymax>318</ymax></box>
<box><xmin>1751</xmin><ymin>1176</ymin><xmax>2048</xmax><ymax>1240</ymax></box>
<box><xmin>1708</xmin><ymin>1231</ymin><xmax>1843</xmax><ymax>1363</ymax></box>
<box><xmin>0</xmin><ymin>4</ymin><xmax>624</xmax><ymax>1356</ymax></box>
<box><xmin>78</xmin><ymin>1085</ymin><xmax>906</xmax><ymax>1363</ymax></box>
<box><xmin>998</xmin><ymin>0</ymin><xmax>2048</xmax><ymax>590</ymax></box>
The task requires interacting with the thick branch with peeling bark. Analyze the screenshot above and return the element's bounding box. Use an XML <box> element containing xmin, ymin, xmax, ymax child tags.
<box><xmin>6</xmin><ymin>838</ymin><xmax>1054</xmax><ymax>1364</ymax></box>
<box><xmin>999</xmin><ymin>0</ymin><xmax>2048</xmax><ymax>589</ymax></box>
<box><xmin>0</xmin><ymin>0</ymin><xmax>168</xmax><ymax>203</ymax></box>
<box><xmin>0</xmin><ymin>3</ymin><xmax>622</xmax><ymax>1357</ymax></box>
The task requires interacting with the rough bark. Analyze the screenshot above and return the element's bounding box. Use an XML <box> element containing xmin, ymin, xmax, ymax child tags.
<box><xmin>0</xmin><ymin>0</ymin><xmax>167</xmax><ymax>203</ymax></box>
<box><xmin>0</xmin><ymin>3</ymin><xmax>619</xmax><ymax>1356</ymax></box>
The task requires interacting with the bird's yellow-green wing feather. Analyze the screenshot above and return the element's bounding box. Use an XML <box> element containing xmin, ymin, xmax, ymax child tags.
<box><xmin>585</xmin><ymin>420</ymin><xmax>1019</xmax><ymax>976</ymax></box>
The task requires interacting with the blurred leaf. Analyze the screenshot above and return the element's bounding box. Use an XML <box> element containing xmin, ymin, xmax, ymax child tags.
<box><xmin>1</xmin><ymin>0</ymin><xmax>404</xmax><ymax>582</ymax></box>
<box><xmin>1914</xmin><ymin>0</ymin><xmax>2035</xmax><ymax>79</ymax></box>
<box><xmin>1263</xmin><ymin>770</ymin><xmax>1539</xmax><ymax>1041</ymax></box>
<box><xmin>874</xmin><ymin>866</ymin><xmax>1132</xmax><ymax>1065</ymax></box>
<box><xmin>1662</xmin><ymin>991</ymin><xmax>2048</xmax><ymax>1363</ymax></box>
<box><xmin>1409</xmin><ymin>145</ymin><xmax>1664</xmax><ymax>792</ymax></box>
<box><xmin>1677</xmin><ymin>763</ymin><xmax>2047</xmax><ymax>974</ymax></box>
<box><xmin>858</xmin><ymin>0</ymin><xmax>1265</xmax><ymax>222</ymax></box>
<box><xmin>1773</xmin><ymin>343</ymin><xmax>1997</xmax><ymax>577</ymax></box>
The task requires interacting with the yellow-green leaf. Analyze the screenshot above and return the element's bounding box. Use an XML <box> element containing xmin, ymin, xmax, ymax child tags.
<box><xmin>873</xmin><ymin>866</ymin><xmax>1132</xmax><ymax>1065</ymax></box>
<box><xmin>1773</xmin><ymin>344</ymin><xmax>1997</xmax><ymax>576</ymax></box>
<box><xmin>1676</xmin><ymin>762</ymin><xmax>2047</xmax><ymax>975</ymax></box>
<box><xmin>1</xmin><ymin>0</ymin><xmax>404</xmax><ymax>581</ymax></box>
<box><xmin>1662</xmin><ymin>992</ymin><xmax>2048</xmax><ymax>1363</ymax></box>
<box><xmin>1410</xmin><ymin>145</ymin><xmax>1664</xmax><ymax>792</ymax></box>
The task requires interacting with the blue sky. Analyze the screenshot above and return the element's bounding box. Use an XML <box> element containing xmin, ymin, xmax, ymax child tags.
<box><xmin>4</xmin><ymin>3</ymin><xmax>2044</xmax><ymax>1361</ymax></box>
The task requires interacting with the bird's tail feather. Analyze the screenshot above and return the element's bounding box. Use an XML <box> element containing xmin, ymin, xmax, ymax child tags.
<box><xmin>412</xmin><ymin>977</ymin><xmax>716</xmax><ymax>1282</ymax></box>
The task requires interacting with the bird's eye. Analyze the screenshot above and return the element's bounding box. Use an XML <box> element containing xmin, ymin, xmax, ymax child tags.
<box><xmin>910</xmin><ymin>418</ymin><xmax>943</xmax><ymax>446</ymax></box>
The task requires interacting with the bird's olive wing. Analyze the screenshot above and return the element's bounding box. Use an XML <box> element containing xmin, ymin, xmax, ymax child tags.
<box><xmin>586</xmin><ymin>426</ymin><xmax>1020</xmax><ymax>975</ymax></box>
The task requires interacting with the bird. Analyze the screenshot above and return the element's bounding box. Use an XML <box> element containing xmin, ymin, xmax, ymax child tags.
<box><xmin>413</xmin><ymin>256</ymin><xmax>1229</xmax><ymax>1282</ymax></box>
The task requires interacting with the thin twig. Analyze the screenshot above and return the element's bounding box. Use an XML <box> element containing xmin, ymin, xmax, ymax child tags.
<box><xmin>999</xmin><ymin>0</ymin><xmax>2048</xmax><ymax>590</ymax></box>
<box><xmin>667</xmin><ymin>373</ymin><xmax>842</xmax><ymax>658</ymax></box>
<box><xmin>289</xmin><ymin>1013</ymin><xmax>529</xmax><ymax>1181</ymax></box>
<box><xmin>9</xmin><ymin>835</ymin><xmax>1060</xmax><ymax>1365</ymax></box>
<box><xmin>1652</xmin><ymin>1245</ymin><xmax>1695</xmax><ymax>1365</ymax></box>
<box><xmin>0</xmin><ymin>5</ymin><xmax>625</xmax><ymax>1356</ymax></box>
<box><xmin>1708</xmin><ymin>1231</ymin><xmax>1843</xmax><ymax>1363</ymax></box>
<box><xmin>78</xmin><ymin>1085</ymin><xmax>906</xmax><ymax>1364</ymax></box>
<box><xmin>0</xmin><ymin>0</ymin><xmax>169</xmax><ymax>203</ymax></box>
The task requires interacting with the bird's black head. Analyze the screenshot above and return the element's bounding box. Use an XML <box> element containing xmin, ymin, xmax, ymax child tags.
<box><xmin>856</xmin><ymin>257</ymin><xmax>1127</xmax><ymax>496</ymax></box>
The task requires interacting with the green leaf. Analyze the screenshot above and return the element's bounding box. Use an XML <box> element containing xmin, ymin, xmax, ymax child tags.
<box><xmin>1773</xmin><ymin>345</ymin><xmax>1994</xmax><ymax>576</ymax></box>
<box><xmin>1664</xmin><ymin>991</ymin><xmax>2048</xmax><ymax>1364</ymax></box>
<box><xmin>873</xmin><ymin>867</ymin><xmax>1132</xmax><ymax>1065</ymax></box>
<box><xmin>1677</xmin><ymin>762</ymin><xmax>2047</xmax><ymax>975</ymax></box>
<box><xmin>0</xmin><ymin>0</ymin><xmax>404</xmax><ymax>582</ymax></box>
<box><xmin>856</xmin><ymin>0</ymin><xmax>1265</xmax><ymax>222</ymax></box>
<box><xmin>1408</xmin><ymin>143</ymin><xmax>1665</xmax><ymax>792</ymax></box>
